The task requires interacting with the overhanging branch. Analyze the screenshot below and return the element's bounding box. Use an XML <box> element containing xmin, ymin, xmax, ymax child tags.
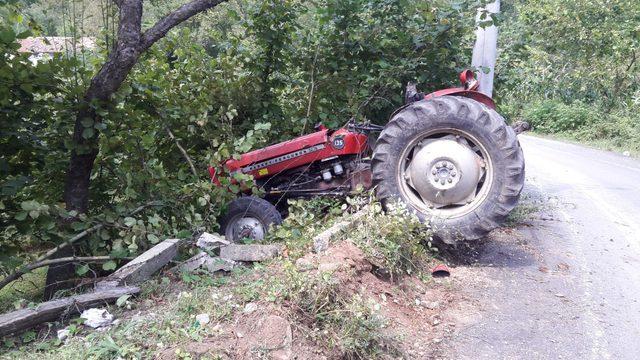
<box><xmin>139</xmin><ymin>0</ymin><xmax>228</xmax><ymax>52</ymax></box>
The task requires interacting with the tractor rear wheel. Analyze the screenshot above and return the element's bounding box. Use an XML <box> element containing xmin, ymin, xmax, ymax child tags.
<box><xmin>372</xmin><ymin>96</ymin><xmax>524</xmax><ymax>243</ymax></box>
<box><xmin>219</xmin><ymin>196</ymin><xmax>282</xmax><ymax>243</ymax></box>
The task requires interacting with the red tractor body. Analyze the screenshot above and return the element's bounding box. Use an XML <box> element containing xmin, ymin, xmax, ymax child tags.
<box><xmin>210</xmin><ymin>126</ymin><xmax>368</xmax><ymax>185</ymax></box>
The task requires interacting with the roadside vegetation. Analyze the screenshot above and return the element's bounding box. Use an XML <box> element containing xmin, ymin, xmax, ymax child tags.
<box><xmin>2</xmin><ymin>197</ymin><xmax>443</xmax><ymax>359</ymax></box>
<box><xmin>3</xmin><ymin>0</ymin><xmax>635</xmax><ymax>357</ymax></box>
<box><xmin>0</xmin><ymin>0</ymin><xmax>480</xmax><ymax>308</ymax></box>
<box><xmin>497</xmin><ymin>0</ymin><xmax>639</xmax><ymax>154</ymax></box>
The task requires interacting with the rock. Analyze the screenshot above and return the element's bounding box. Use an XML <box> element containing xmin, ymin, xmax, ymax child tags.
<box><xmin>295</xmin><ymin>257</ymin><xmax>316</xmax><ymax>271</ymax></box>
<box><xmin>426</xmin><ymin>301</ymin><xmax>440</xmax><ymax>310</ymax></box>
<box><xmin>318</xmin><ymin>262</ymin><xmax>341</xmax><ymax>272</ymax></box>
<box><xmin>219</xmin><ymin>244</ymin><xmax>282</xmax><ymax>262</ymax></box>
<box><xmin>623</xmin><ymin>151</ymin><xmax>631</xmax><ymax>157</ymax></box>
<box><xmin>96</xmin><ymin>239</ymin><xmax>180</xmax><ymax>290</ymax></box>
<box><xmin>57</xmin><ymin>328</ymin><xmax>70</xmax><ymax>341</ymax></box>
<box><xmin>312</xmin><ymin>209</ymin><xmax>367</xmax><ymax>253</ymax></box>
<box><xmin>81</xmin><ymin>308</ymin><xmax>114</xmax><ymax>328</ymax></box>
<box><xmin>196</xmin><ymin>232</ymin><xmax>229</xmax><ymax>250</ymax></box>
<box><xmin>203</xmin><ymin>257</ymin><xmax>236</xmax><ymax>272</ymax></box>
<box><xmin>195</xmin><ymin>313</ymin><xmax>210</xmax><ymax>325</ymax></box>
<box><xmin>313</xmin><ymin>234</ymin><xmax>331</xmax><ymax>254</ymax></box>
<box><xmin>243</xmin><ymin>303</ymin><xmax>258</xmax><ymax>314</ymax></box>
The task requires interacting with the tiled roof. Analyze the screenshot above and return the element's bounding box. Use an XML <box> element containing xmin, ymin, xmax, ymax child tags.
<box><xmin>18</xmin><ymin>37</ymin><xmax>96</xmax><ymax>54</ymax></box>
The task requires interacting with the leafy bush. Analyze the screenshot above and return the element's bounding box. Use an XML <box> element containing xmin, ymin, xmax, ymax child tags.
<box><xmin>282</xmin><ymin>264</ymin><xmax>392</xmax><ymax>359</ymax></box>
<box><xmin>267</xmin><ymin>197</ymin><xmax>344</xmax><ymax>258</ymax></box>
<box><xmin>350</xmin><ymin>202</ymin><xmax>434</xmax><ymax>280</ymax></box>
<box><xmin>573</xmin><ymin>112</ymin><xmax>640</xmax><ymax>152</ymax></box>
<box><xmin>1</xmin><ymin>0</ymin><xmax>483</xmax><ymax>291</ymax></box>
<box><xmin>522</xmin><ymin>100</ymin><xmax>597</xmax><ymax>133</ymax></box>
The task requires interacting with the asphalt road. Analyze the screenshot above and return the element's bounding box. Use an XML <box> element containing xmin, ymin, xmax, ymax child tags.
<box><xmin>442</xmin><ymin>135</ymin><xmax>640</xmax><ymax>359</ymax></box>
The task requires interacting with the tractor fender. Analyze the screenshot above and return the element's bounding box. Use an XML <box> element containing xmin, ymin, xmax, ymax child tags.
<box><xmin>388</xmin><ymin>87</ymin><xmax>496</xmax><ymax>122</ymax></box>
<box><xmin>424</xmin><ymin>88</ymin><xmax>496</xmax><ymax>109</ymax></box>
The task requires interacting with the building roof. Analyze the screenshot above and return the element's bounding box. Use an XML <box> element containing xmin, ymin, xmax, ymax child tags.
<box><xmin>18</xmin><ymin>37</ymin><xmax>96</xmax><ymax>54</ymax></box>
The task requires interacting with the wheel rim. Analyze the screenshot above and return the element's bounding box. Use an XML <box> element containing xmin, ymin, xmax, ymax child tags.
<box><xmin>225</xmin><ymin>216</ymin><xmax>266</xmax><ymax>242</ymax></box>
<box><xmin>397</xmin><ymin>128</ymin><xmax>494</xmax><ymax>218</ymax></box>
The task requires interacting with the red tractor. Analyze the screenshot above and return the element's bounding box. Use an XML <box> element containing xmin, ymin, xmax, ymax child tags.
<box><xmin>212</xmin><ymin>70</ymin><xmax>525</xmax><ymax>244</ymax></box>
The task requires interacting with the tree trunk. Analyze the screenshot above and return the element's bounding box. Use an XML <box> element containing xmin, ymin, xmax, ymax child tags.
<box><xmin>63</xmin><ymin>0</ymin><xmax>143</xmax><ymax>213</ymax></box>
<box><xmin>54</xmin><ymin>0</ymin><xmax>227</xmax><ymax>298</ymax></box>
<box><xmin>63</xmin><ymin>0</ymin><xmax>227</xmax><ymax>213</ymax></box>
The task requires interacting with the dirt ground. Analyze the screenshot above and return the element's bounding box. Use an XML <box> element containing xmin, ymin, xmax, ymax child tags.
<box><xmin>155</xmin><ymin>240</ymin><xmax>469</xmax><ymax>360</ymax></box>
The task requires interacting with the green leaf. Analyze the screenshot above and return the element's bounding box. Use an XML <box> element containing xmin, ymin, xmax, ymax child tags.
<box><xmin>176</xmin><ymin>230</ymin><xmax>191</xmax><ymax>239</ymax></box>
<box><xmin>21</xmin><ymin>200</ymin><xmax>39</xmax><ymax>211</ymax></box>
<box><xmin>21</xmin><ymin>330</ymin><xmax>36</xmax><ymax>343</ymax></box>
<box><xmin>0</xmin><ymin>29</ymin><xmax>16</xmax><ymax>44</ymax></box>
<box><xmin>116</xmin><ymin>294</ymin><xmax>131</xmax><ymax>307</ymax></box>
<box><xmin>110</xmin><ymin>248</ymin><xmax>128</xmax><ymax>259</ymax></box>
<box><xmin>102</xmin><ymin>260</ymin><xmax>117</xmax><ymax>271</ymax></box>
<box><xmin>82</xmin><ymin>128</ymin><xmax>95</xmax><ymax>139</ymax></box>
<box><xmin>147</xmin><ymin>233</ymin><xmax>160</xmax><ymax>244</ymax></box>
<box><xmin>123</xmin><ymin>217</ymin><xmax>136</xmax><ymax>227</ymax></box>
<box><xmin>15</xmin><ymin>211</ymin><xmax>28</xmax><ymax>221</ymax></box>
<box><xmin>76</xmin><ymin>264</ymin><xmax>89</xmax><ymax>276</ymax></box>
<box><xmin>81</xmin><ymin>118</ymin><xmax>94</xmax><ymax>128</ymax></box>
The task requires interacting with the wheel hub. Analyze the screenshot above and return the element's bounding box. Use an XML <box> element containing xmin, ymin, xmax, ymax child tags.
<box><xmin>430</xmin><ymin>160</ymin><xmax>459</xmax><ymax>189</ymax></box>
<box><xmin>229</xmin><ymin>217</ymin><xmax>265</xmax><ymax>241</ymax></box>
<box><xmin>406</xmin><ymin>139</ymin><xmax>482</xmax><ymax>207</ymax></box>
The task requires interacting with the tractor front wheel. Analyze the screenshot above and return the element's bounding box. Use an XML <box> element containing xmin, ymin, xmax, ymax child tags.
<box><xmin>219</xmin><ymin>196</ymin><xmax>283</xmax><ymax>243</ymax></box>
<box><xmin>372</xmin><ymin>96</ymin><xmax>525</xmax><ymax>243</ymax></box>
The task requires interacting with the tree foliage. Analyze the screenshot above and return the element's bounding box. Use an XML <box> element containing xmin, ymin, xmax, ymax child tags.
<box><xmin>1</xmin><ymin>0</ymin><xmax>483</xmax><ymax>288</ymax></box>
<box><xmin>497</xmin><ymin>0</ymin><xmax>639</xmax><ymax>149</ymax></box>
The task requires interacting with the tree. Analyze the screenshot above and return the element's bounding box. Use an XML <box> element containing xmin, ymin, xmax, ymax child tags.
<box><xmin>64</xmin><ymin>0</ymin><xmax>228</xmax><ymax>213</ymax></box>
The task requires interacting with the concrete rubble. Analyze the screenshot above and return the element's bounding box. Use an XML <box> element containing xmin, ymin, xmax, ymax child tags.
<box><xmin>195</xmin><ymin>313</ymin><xmax>210</xmax><ymax>325</ymax></box>
<box><xmin>196</xmin><ymin>232</ymin><xmax>230</xmax><ymax>250</ymax></box>
<box><xmin>173</xmin><ymin>232</ymin><xmax>282</xmax><ymax>274</ymax></box>
<box><xmin>313</xmin><ymin>208</ymin><xmax>367</xmax><ymax>253</ymax></box>
<box><xmin>81</xmin><ymin>308</ymin><xmax>114</xmax><ymax>329</ymax></box>
<box><xmin>96</xmin><ymin>238</ymin><xmax>180</xmax><ymax>290</ymax></box>
<box><xmin>219</xmin><ymin>244</ymin><xmax>282</xmax><ymax>262</ymax></box>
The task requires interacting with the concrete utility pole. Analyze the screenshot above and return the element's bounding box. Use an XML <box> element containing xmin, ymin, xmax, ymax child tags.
<box><xmin>471</xmin><ymin>0</ymin><xmax>500</xmax><ymax>97</ymax></box>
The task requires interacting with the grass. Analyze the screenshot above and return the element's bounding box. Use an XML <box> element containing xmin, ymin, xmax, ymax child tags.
<box><xmin>527</xmin><ymin>131</ymin><xmax>639</xmax><ymax>158</ymax></box>
<box><xmin>1</xmin><ymin>197</ymin><xmax>436</xmax><ymax>359</ymax></box>
<box><xmin>1</xmin><ymin>270</ymin><xmax>246</xmax><ymax>359</ymax></box>
<box><xmin>0</xmin><ymin>268</ymin><xmax>46</xmax><ymax>313</ymax></box>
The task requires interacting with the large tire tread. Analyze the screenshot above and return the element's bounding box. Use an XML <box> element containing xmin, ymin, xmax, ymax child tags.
<box><xmin>372</xmin><ymin>96</ymin><xmax>525</xmax><ymax>243</ymax></box>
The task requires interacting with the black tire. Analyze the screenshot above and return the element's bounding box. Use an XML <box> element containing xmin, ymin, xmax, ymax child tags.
<box><xmin>219</xmin><ymin>196</ymin><xmax>283</xmax><ymax>242</ymax></box>
<box><xmin>372</xmin><ymin>96</ymin><xmax>525</xmax><ymax>243</ymax></box>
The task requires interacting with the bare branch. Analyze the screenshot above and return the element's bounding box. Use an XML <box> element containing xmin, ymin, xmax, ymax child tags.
<box><xmin>166</xmin><ymin>128</ymin><xmax>199</xmax><ymax>177</ymax></box>
<box><xmin>139</xmin><ymin>0</ymin><xmax>228</xmax><ymax>51</ymax></box>
<box><xmin>0</xmin><ymin>257</ymin><xmax>126</xmax><ymax>292</ymax></box>
<box><xmin>0</xmin><ymin>202</ymin><xmax>159</xmax><ymax>292</ymax></box>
